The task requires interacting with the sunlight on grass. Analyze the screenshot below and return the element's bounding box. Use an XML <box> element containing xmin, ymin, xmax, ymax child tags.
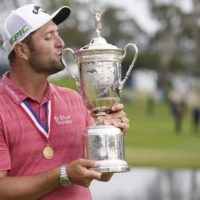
<box><xmin>125</xmin><ymin>147</ymin><xmax>200</xmax><ymax>169</ymax></box>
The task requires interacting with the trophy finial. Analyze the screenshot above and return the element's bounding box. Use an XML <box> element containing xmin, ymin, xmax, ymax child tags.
<box><xmin>89</xmin><ymin>8</ymin><xmax>105</xmax><ymax>37</ymax></box>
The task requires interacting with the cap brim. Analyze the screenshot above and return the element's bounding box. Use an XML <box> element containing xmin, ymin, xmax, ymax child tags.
<box><xmin>51</xmin><ymin>6</ymin><xmax>71</xmax><ymax>25</ymax></box>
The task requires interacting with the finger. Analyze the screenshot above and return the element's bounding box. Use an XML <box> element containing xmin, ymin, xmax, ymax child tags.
<box><xmin>110</xmin><ymin>103</ymin><xmax>124</xmax><ymax>112</ymax></box>
<box><xmin>113</xmin><ymin>120</ymin><xmax>129</xmax><ymax>134</ymax></box>
<box><xmin>85</xmin><ymin>169</ymin><xmax>102</xmax><ymax>181</ymax></box>
<box><xmin>79</xmin><ymin>159</ymin><xmax>100</xmax><ymax>169</ymax></box>
<box><xmin>99</xmin><ymin>111</ymin><xmax>127</xmax><ymax>122</ymax></box>
<box><xmin>99</xmin><ymin>116</ymin><xmax>129</xmax><ymax>134</ymax></box>
<box><xmin>90</xmin><ymin>104</ymin><xmax>124</xmax><ymax>118</ymax></box>
<box><xmin>67</xmin><ymin>159</ymin><xmax>102</xmax><ymax>186</ymax></box>
<box><xmin>119</xmin><ymin>117</ymin><xmax>124</xmax><ymax>123</ymax></box>
<box><xmin>102</xmin><ymin>116</ymin><xmax>128</xmax><ymax>125</ymax></box>
<box><xmin>79</xmin><ymin>160</ymin><xmax>102</xmax><ymax>181</ymax></box>
<box><xmin>100</xmin><ymin>173</ymin><xmax>114</xmax><ymax>182</ymax></box>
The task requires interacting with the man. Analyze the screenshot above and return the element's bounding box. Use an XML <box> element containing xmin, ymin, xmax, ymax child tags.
<box><xmin>0</xmin><ymin>4</ymin><xmax>129</xmax><ymax>200</ymax></box>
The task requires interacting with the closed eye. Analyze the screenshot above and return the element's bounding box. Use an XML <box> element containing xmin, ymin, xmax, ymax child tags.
<box><xmin>45</xmin><ymin>37</ymin><xmax>52</xmax><ymax>41</ymax></box>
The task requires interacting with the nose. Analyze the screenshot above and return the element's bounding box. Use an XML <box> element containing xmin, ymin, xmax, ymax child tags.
<box><xmin>55</xmin><ymin>34</ymin><xmax>65</xmax><ymax>49</ymax></box>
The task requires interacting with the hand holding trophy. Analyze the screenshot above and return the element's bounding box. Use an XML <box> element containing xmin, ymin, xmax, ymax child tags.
<box><xmin>62</xmin><ymin>8</ymin><xmax>138</xmax><ymax>173</ymax></box>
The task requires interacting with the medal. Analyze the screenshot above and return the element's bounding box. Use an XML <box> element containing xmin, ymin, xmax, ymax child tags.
<box><xmin>19</xmin><ymin>97</ymin><xmax>55</xmax><ymax>159</ymax></box>
<box><xmin>43</xmin><ymin>145</ymin><xmax>54</xmax><ymax>159</ymax></box>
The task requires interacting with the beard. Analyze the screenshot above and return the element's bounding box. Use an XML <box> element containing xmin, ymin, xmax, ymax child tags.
<box><xmin>29</xmin><ymin>50</ymin><xmax>65</xmax><ymax>75</ymax></box>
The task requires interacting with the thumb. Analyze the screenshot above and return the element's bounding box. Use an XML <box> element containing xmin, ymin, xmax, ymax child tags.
<box><xmin>80</xmin><ymin>159</ymin><xmax>102</xmax><ymax>180</ymax></box>
<box><xmin>81</xmin><ymin>159</ymin><xmax>101</xmax><ymax>169</ymax></box>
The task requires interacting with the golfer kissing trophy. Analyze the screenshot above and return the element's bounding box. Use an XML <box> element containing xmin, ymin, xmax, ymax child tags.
<box><xmin>62</xmin><ymin>8</ymin><xmax>138</xmax><ymax>173</ymax></box>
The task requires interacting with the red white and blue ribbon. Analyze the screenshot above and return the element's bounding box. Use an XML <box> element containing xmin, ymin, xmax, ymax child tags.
<box><xmin>19</xmin><ymin>98</ymin><xmax>54</xmax><ymax>140</ymax></box>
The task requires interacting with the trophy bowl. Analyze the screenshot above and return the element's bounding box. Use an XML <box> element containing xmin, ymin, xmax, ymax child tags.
<box><xmin>62</xmin><ymin>8</ymin><xmax>138</xmax><ymax>173</ymax></box>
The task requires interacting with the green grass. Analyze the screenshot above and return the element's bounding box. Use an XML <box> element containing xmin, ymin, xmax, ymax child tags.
<box><xmin>50</xmin><ymin>78</ymin><xmax>200</xmax><ymax>169</ymax></box>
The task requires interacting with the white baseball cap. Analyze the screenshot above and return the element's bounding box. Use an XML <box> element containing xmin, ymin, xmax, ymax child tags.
<box><xmin>2</xmin><ymin>4</ymin><xmax>71</xmax><ymax>54</ymax></box>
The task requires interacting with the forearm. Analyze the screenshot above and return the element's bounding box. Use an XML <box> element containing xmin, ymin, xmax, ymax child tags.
<box><xmin>0</xmin><ymin>167</ymin><xmax>61</xmax><ymax>200</ymax></box>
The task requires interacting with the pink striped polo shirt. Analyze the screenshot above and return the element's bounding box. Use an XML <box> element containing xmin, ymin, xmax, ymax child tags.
<box><xmin>0</xmin><ymin>72</ymin><xmax>94</xmax><ymax>200</ymax></box>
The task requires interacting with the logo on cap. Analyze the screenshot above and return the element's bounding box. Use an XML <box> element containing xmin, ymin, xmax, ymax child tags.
<box><xmin>33</xmin><ymin>5</ymin><xmax>47</xmax><ymax>14</ymax></box>
<box><xmin>9</xmin><ymin>24</ymin><xmax>29</xmax><ymax>45</ymax></box>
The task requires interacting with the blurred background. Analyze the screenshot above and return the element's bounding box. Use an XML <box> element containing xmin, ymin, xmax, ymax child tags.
<box><xmin>0</xmin><ymin>0</ymin><xmax>200</xmax><ymax>199</ymax></box>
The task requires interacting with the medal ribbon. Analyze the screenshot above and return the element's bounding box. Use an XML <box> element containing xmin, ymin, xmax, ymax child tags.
<box><xmin>19</xmin><ymin>97</ymin><xmax>54</xmax><ymax>140</ymax></box>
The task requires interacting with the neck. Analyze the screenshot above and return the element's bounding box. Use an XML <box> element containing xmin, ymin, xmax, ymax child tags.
<box><xmin>9</xmin><ymin>71</ymin><xmax>48</xmax><ymax>103</ymax></box>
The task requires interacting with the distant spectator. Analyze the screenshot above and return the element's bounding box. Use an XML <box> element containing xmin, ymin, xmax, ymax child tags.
<box><xmin>170</xmin><ymin>100</ymin><xmax>186</xmax><ymax>133</ymax></box>
<box><xmin>146</xmin><ymin>96</ymin><xmax>155</xmax><ymax>115</ymax></box>
<box><xmin>192</xmin><ymin>106</ymin><xmax>200</xmax><ymax>133</ymax></box>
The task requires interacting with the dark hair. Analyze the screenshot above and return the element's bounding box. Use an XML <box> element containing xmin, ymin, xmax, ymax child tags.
<box><xmin>8</xmin><ymin>31</ymin><xmax>35</xmax><ymax>64</ymax></box>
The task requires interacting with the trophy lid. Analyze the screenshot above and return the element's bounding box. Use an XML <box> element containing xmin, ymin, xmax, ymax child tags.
<box><xmin>77</xmin><ymin>8</ymin><xmax>120</xmax><ymax>52</ymax></box>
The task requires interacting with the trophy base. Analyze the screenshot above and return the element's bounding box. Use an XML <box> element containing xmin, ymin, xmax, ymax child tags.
<box><xmin>91</xmin><ymin>166</ymin><xmax>130</xmax><ymax>173</ymax></box>
<box><xmin>90</xmin><ymin>160</ymin><xmax>130</xmax><ymax>173</ymax></box>
<box><xmin>84</xmin><ymin>125</ymin><xmax>130</xmax><ymax>173</ymax></box>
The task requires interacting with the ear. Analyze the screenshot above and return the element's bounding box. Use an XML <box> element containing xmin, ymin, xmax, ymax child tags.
<box><xmin>14</xmin><ymin>43</ymin><xmax>30</xmax><ymax>60</ymax></box>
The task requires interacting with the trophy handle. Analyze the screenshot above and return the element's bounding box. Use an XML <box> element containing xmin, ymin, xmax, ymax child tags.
<box><xmin>62</xmin><ymin>48</ymin><xmax>80</xmax><ymax>90</ymax></box>
<box><xmin>118</xmin><ymin>43</ymin><xmax>138</xmax><ymax>95</ymax></box>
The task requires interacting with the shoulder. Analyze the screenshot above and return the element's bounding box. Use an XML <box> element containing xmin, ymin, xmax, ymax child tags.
<box><xmin>50</xmin><ymin>83</ymin><xmax>80</xmax><ymax>97</ymax></box>
<box><xmin>0</xmin><ymin>84</ymin><xmax>7</xmax><ymax>103</ymax></box>
<box><xmin>50</xmin><ymin>83</ymin><xmax>83</xmax><ymax>105</ymax></box>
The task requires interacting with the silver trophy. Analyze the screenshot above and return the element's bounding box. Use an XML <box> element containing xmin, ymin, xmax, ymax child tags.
<box><xmin>62</xmin><ymin>8</ymin><xmax>138</xmax><ymax>173</ymax></box>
